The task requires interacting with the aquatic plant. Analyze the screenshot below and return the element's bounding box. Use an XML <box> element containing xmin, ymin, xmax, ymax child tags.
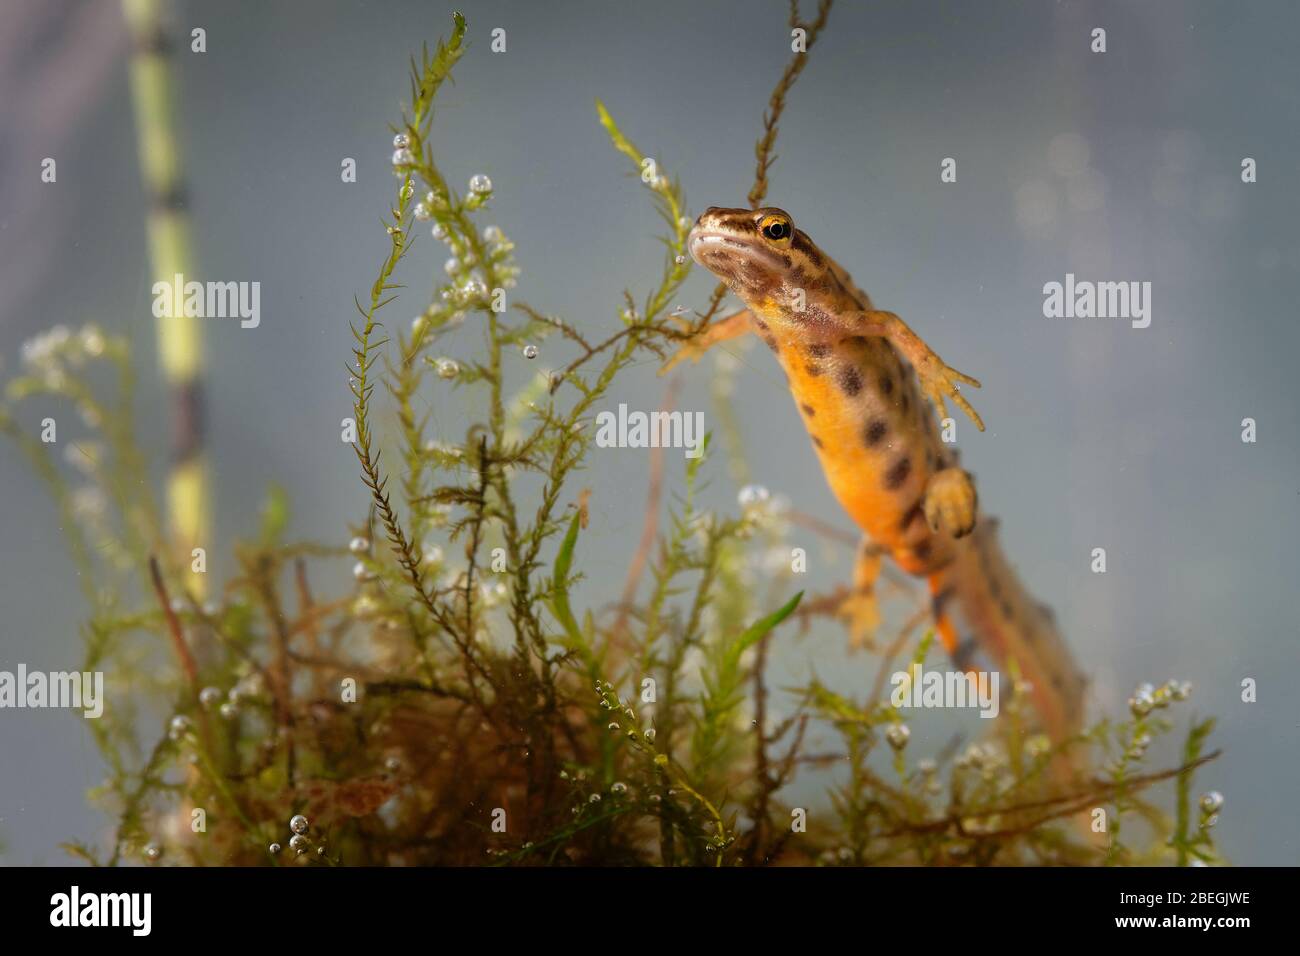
<box><xmin>2</xmin><ymin>5</ymin><xmax>1221</xmax><ymax>867</ymax></box>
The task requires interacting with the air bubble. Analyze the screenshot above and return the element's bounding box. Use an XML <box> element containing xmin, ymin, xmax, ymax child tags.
<box><xmin>290</xmin><ymin>814</ymin><xmax>309</xmax><ymax>835</ymax></box>
<box><xmin>523</xmin><ymin>344</ymin><xmax>538</xmax><ymax>360</ymax></box>
<box><xmin>1128</xmin><ymin>691</ymin><xmax>1155</xmax><ymax>718</ymax></box>
<box><xmin>886</xmin><ymin>724</ymin><xmax>911</xmax><ymax>750</ymax></box>
<box><xmin>436</xmin><ymin>358</ymin><xmax>460</xmax><ymax>380</ymax></box>
<box><xmin>468</xmin><ymin>174</ymin><xmax>493</xmax><ymax>195</ymax></box>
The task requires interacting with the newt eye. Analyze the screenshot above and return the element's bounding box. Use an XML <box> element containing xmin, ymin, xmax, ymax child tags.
<box><xmin>760</xmin><ymin>216</ymin><xmax>791</xmax><ymax>241</ymax></box>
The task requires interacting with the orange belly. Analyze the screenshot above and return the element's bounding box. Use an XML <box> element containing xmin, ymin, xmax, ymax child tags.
<box><xmin>774</xmin><ymin>331</ymin><xmax>954</xmax><ymax>575</ymax></box>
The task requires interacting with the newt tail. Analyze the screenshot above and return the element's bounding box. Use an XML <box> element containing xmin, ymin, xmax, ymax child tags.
<box><xmin>929</xmin><ymin>520</ymin><xmax>1085</xmax><ymax>753</ymax></box>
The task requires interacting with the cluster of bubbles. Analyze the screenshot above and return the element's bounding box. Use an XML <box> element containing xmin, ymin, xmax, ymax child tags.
<box><xmin>736</xmin><ymin>486</ymin><xmax>793</xmax><ymax>543</ymax></box>
<box><xmin>269</xmin><ymin>814</ymin><xmax>325</xmax><ymax>859</ymax></box>
<box><xmin>478</xmin><ymin>579</ymin><xmax>508</xmax><ymax>609</ymax></box>
<box><xmin>168</xmin><ymin>714</ymin><xmax>192</xmax><ymax>742</ymax></box>
<box><xmin>737</xmin><ymin>484</ymin><xmax>771</xmax><ymax>514</ymax></box>
<box><xmin>953</xmin><ymin>740</ymin><xmax>1008</xmax><ymax>781</ymax></box>
<box><xmin>595</xmin><ymin>681</ymin><xmax>656</xmax><ymax>748</ymax></box>
<box><xmin>1127</xmin><ymin>679</ymin><xmax>1191</xmax><ymax>718</ymax></box>
<box><xmin>387</xmin><ymin>128</ymin><xmax>521</xmax><ymax>340</ymax></box>
<box><xmin>390</xmin><ymin>132</ymin><xmax>415</xmax><ymax>171</ymax></box>
<box><xmin>15</xmin><ymin>323</ymin><xmax>111</xmax><ymax>422</ymax></box>
<box><xmin>190</xmin><ymin>672</ymin><xmax>265</xmax><ymax>722</ymax></box>
<box><xmin>817</xmin><ymin>846</ymin><xmax>858</xmax><ymax>866</ymax></box>
<box><xmin>915</xmin><ymin>757</ymin><xmax>942</xmax><ymax>796</ymax></box>
<box><xmin>19</xmin><ymin>323</ymin><xmax>107</xmax><ymax>370</ymax></box>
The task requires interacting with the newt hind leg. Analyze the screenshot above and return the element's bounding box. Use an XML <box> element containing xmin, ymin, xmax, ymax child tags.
<box><xmin>923</xmin><ymin>467</ymin><xmax>978</xmax><ymax>538</ymax></box>
<box><xmin>837</xmin><ymin>538</ymin><xmax>883</xmax><ymax>649</ymax></box>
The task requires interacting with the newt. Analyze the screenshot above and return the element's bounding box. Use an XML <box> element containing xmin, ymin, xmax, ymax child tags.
<box><xmin>672</xmin><ymin>206</ymin><xmax>1086</xmax><ymax>760</ymax></box>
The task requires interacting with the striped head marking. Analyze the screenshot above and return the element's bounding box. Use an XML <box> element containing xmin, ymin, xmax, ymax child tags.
<box><xmin>688</xmin><ymin>206</ymin><xmax>853</xmax><ymax>331</ymax></box>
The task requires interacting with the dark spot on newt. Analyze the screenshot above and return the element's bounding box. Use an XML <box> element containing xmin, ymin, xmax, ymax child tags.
<box><xmin>807</xmin><ymin>342</ymin><xmax>831</xmax><ymax>358</ymax></box>
<box><xmin>912</xmin><ymin>539</ymin><xmax>932</xmax><ymax>561</ymax></box>
<box><xmin>837</xmin><ymin>365</ymin><xmax>863</xmax><ymax>396</ymax></box>
<box><xmin>804</xmin><ymin>363</ymin><xmax>824</xmax><ymax>377</ymax></box>
<box><xmin>884</xmin><ymin>456</ymin><xmax>912</xmax><ymax>490</ymax></box>
<box><xmin>900</xmin><ymin>500</ymin><xmax>926</xmax><ymax>531</ymax></box>
<box><xmin>864</xmin><ymin>419</ymin><xmax>888</xmax><ymax>446</ymax></box>
<box><xmin>881</xmin><ymin>374</ymin><xmax>894</xmax><ymax>396</ymax></box>
<box><xmin>800</xmin><ymin>403</ymin><xmax>816</xmax><ymax>418</ymax></box>
<box><xmin>762</xmin><ymin>334</ymin><xmax>779</xmax><ymax>352</ymax></box>
<box><xmin>950</xmin><ymin>637</ymin><xmax>977</xmax><ymax>670</ymax></box>
<box><xmin>811</xmin><ymin>435</ymin><xmax>824</xmax><ymax>449</ymax></box>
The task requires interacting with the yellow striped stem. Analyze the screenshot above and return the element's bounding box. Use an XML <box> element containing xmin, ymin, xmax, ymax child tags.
<box><xmin>122</xmin><ymin>0</ymin><xmax>210</xmax><ymax>592</ymax></box>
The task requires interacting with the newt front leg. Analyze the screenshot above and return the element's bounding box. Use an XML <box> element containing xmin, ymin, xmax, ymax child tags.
<box><xmin>850</xmin><ymin>310</ymin><xmax>984</xmax><ymax>431</ymax></box>
<box><xmin>659</xmin><ymin>309</ymin><xmax>753</xmax><ymax>375</ymax></box>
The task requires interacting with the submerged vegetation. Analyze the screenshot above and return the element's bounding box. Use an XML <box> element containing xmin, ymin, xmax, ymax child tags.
<box><xmin>2</xmin><ymin>6</ymin><xmax>1222</xmax><ymax>866</ymax></box>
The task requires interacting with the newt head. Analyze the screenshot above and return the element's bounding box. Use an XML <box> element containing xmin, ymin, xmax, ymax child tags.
<box><xmin>689</xmin><ymin>206</ymin><xmax>857</xmax><ymax>333</ymax></box>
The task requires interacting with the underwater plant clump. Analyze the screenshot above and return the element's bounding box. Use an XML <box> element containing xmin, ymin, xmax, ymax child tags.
<box><xmin>1</xmin><ymin>8</ymin><xmax>1222</xmax><ymax>868</ymax></box>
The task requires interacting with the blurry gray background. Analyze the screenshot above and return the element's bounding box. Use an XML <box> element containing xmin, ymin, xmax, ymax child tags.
<box><xmin>1</xmin><ymin>0</ymin><xmax>1297</xmax><ymax>864</ymax></box>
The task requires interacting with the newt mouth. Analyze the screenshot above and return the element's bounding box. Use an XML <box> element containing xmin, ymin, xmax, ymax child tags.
<box><xmin>688</xmin><ymin>230</ymin><xmax>784</xmax><ymax>270</ymax></box>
